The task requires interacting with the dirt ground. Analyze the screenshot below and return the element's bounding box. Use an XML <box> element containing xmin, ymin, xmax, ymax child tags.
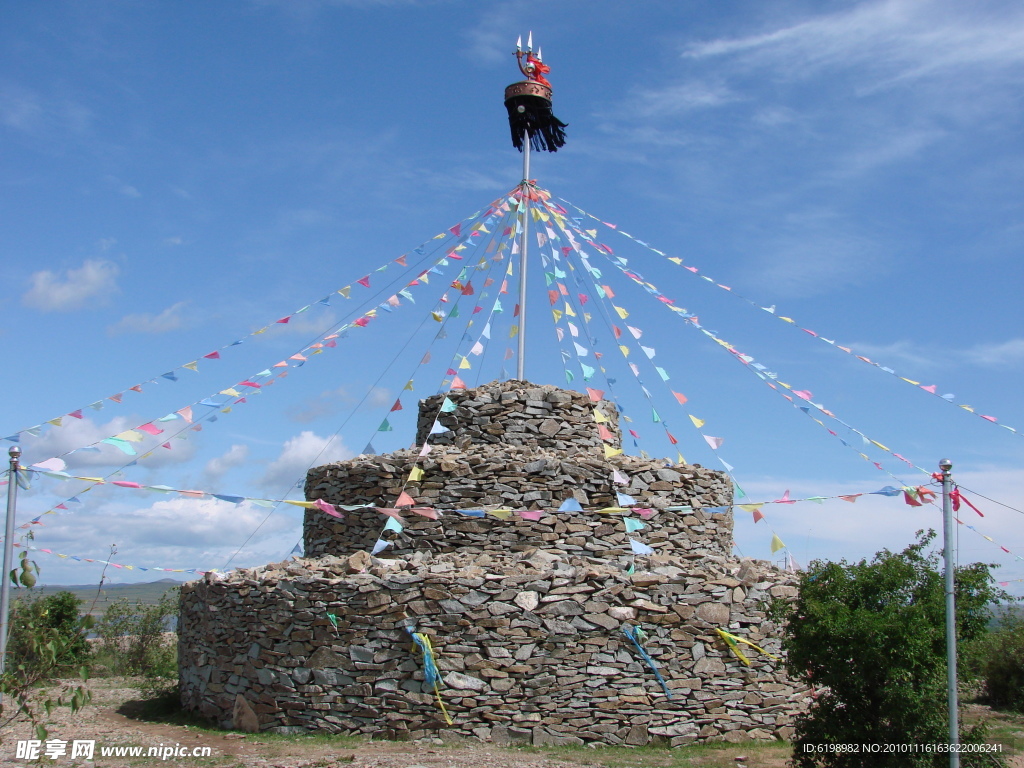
<box><xmin>3</xmin><ymin>679</ymin><xmax>1023</xmax><ymax>768</ymax></box>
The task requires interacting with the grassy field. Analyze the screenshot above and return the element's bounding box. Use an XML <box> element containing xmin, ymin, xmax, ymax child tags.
<box><xmin>31</xmin><ymin>578</ymin><xmax>183</xmax><ymax>615</ymax></box>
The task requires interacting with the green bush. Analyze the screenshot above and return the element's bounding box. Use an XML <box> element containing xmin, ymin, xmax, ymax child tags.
<box><xmin>784</xmin><ymin>531</ymin><xmax>1005</xmax><ymax>768</ymax></box>
<box><xmin>970</xmin><ymin>607</ymin><xmax>1024</xmax><ymax>712</ymax></box>
<box><xmin>1</xmin><ymin>583</ymin><xmax>91</xmax><ymax>740</ymax></box>
<box><xmin>94</xmin><ymin>589</ymin><xmax>179</xmax><ymax>678</ymax></box>
<box><xmin>6</xmin><ymin>590</ymin><xmax>91</xmax><ymax>677</ymax></box>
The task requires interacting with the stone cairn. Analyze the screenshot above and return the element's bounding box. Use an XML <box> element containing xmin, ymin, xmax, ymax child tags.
<box><xmin>179</xmin><ymin>381</ymin><xmax>809</xmax><ymax>746</ymax></box>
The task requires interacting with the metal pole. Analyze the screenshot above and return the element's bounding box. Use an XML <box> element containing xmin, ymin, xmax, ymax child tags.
<box><xmin>0</xmin><ymin>445</ymin><xmax>22</xmax><ymax>704</ymax></box>
<box><xmin>940</xmin><ymin>457</ymin><xmax>959</xmax><ymax>768</ymax></box>
<box><xmin>516</xmin><ymin>130</ymin><xmax>531</xmax><ymax>381</ymax></box>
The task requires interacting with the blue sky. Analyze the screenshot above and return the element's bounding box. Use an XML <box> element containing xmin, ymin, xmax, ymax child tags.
<box><xmin>1</xmin><ymin>0</ymin><xmax>1022</xmax><ymax>589</ymax></box>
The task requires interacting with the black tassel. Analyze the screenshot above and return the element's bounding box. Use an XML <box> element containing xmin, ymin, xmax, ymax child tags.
<box><xmin>505</xmin><ymin>93</ymin><xmax>568</xmax><ymax>153</ymax></box>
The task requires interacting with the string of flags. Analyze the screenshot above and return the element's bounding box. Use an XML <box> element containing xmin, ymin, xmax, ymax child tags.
<box><xmin>9</xmin><ymin>226</ymin><xmax>517</xmax><ymax>535</ymax></box>
<box><xmin>1</xmin><ymin>204</ymin><xmax>501</xmax><ymax>449</ymax></box>
<box><xmin>562</xmin><ymin>215</ymin><xmax>935</xmax><ymax>487</ymax></box>
<box><xmin>555</xmin><ymin>194</ymin><xmax>1020</xmax><ymax>439</ymax></box>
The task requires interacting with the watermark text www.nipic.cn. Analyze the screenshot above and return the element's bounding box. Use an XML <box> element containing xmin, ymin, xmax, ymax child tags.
<box><xmin>15</xmin><ymin>740</ymin><xmax>214</xmax><ymax>761</ymax></box>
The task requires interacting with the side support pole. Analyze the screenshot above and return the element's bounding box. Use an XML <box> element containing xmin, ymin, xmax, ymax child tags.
<box><xmin>516</xmin><ymin>131</ymin><xmax>531</xmax><ymax>381</ymax></box>
<box><xmin>0</xmin><ymin>445</ymin><xmax>22</xmax><ymax>706</ymax></box>
<box><xmin>940</xmin><ymin>457</ymin><xmax>959</xmax><ymax>768</ymax></box>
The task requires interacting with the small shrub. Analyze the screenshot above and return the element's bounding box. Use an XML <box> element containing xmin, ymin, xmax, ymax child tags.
<box><xmin>0</xmin><ymin>573</ymin><xmax>91</xmax><ymax>740</ymax></box>
<box><xmin>94</xmin><ymin>589</ymin><xmax>178</xmax><ymax>677</ymax></box>
<box><xmin>6</xmin><ymin>591</ymin><xmax>91</xmax><ymax>677</ymax></box>
<box><xmin>971</xmin><ymin>607</ymin><xmax>1024</xmax><ymax>712</ymax></box>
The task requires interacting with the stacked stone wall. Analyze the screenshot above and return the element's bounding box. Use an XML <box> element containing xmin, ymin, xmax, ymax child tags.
<box><xmin>304</xmin><ymin>450</ymin><xmax>732</xmax><ymax>560</ymax></box>
<box><xmin>413</xmin><ymin>381</ymin><xmax>620</xmax><ymax>452</ymax></box>
<box><xmin>180</xmin><ymin>380</ymin><xmax>808</xmax><ymax>745</ymax></box>
<box><xmin>179</xmin><ymin>551</ymin><xmax>807</xmax><ymax>745</ymax></box>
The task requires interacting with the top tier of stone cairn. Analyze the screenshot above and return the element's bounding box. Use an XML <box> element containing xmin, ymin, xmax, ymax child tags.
<box><xmin>414</xmin><ymin>380</ymin><xmax>621</xmax><ymax>452</ymax></box>
<box><xmin>304</xmin><ymin>380</ymin><xmax>733</xmax><ymax>560</ymax></box>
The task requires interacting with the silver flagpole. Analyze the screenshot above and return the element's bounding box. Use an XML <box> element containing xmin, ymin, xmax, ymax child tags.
<box><xmin>939</xmin><ymin>458</ymin><xmax>959</xmax><ymax>768</ymax></box>
<box><xmin>0</xmin><ymin>445</ymin><xmax>22</xmax><ymax>706</ymax></box>
<box><xmin>516</xmin><ymin>132</ymin><xmax>531</xmax><ymax>381</ymax></box>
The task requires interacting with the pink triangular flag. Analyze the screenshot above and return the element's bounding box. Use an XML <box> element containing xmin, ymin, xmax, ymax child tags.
<box><xmin>276</xmin><ymin>316</ymin><xmax>290</xmax><ymax>324</ymax></box>
<box><xmin>357</xmin><ymin>275</ymin><xmax>371</xmax><ymax>287</ymax></box>
<box><xmin>314</xmin><ymin>498</ymin><xmax>343</xmax><ymax>518</ymax></box>
<box><xmin>753</xmin><ymin>509</ymin><xmax>765</xmax><ymax>523</ymax></box>
<box><xmin>418</xmin><ymin>443</ymin><xmax>433</xmax><ymax>457</ymax></box>
<box><xmin>586</xmin><ymin>387</ymin><xmax>605</xmax><ymax>402</ymax></box>
<box><xmin>137</xmin><ymin>423</ymin><xmax>163</xmax><ymax>436</ymax></box>
<box><xmin>451</xmin><ymin>376</ymin><xmax>466</xmax><ymax>389</ymax></box>
<box><xmin>774</xmin><ymin>490</ymin><xmax>795</xmax><ymax>504</ymax></box>
<box><xmin>177</xmin><ymin>407</ymin><xmax>193</xmax><ymax>423</ymax></box>
<box><xmin>204</xmin><ymin>351</ymin><xmax>221</xmax><ymax>360</ymax></box>
<box><xmin>396</xmin><ymin>491</ymin><xmax>415</xmax><ymax>507</ymax></box>
<box><xmin>518</xmin><ymin>509</ymin><xmax>543</xmax><ymax>521</ymax></box>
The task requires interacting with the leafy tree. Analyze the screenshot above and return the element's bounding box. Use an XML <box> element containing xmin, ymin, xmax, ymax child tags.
<box><xmin>967</xmin><ymin>606</ymin><xmax>1024</xmax><ymax>712</ymax></box>
<box><xmin>0</xmin><ymin>566</ymin><xmax>91</xmax><ymax>741</ymax></box>
<box><xmin>785</xmin><ymin>530</ymin><xmax>1005</xmax><ymax>768</ymax></box>
<box><xmin>94</xmin><ymin>589</ymin><xmax>179</xmax><ymax>677</ymax></box>
<box><xmin>6</xmin><ymin>591</ymin><xmax>91</xmax><ymax>675</ymax></box>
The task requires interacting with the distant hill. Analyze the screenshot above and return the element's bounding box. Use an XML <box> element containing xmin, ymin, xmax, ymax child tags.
<box><xmin>27</xmin><ymin>578</ymin><xmax>183</xmax><ymax>615</ymax></box>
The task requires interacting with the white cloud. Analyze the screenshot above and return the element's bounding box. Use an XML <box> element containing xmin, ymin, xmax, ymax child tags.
<box><xmin>203</xmin><ymin>444</ymin><xmax>250</xmax><ymax>484</ymax></box>
<box><xmin>682</xmin><ymin>0</ymin><xmax>1024</xmax><ymax>86</ymax></box>
<box><xmin>19</xmin><ymin>414</ymin><xmax>197</xmax><ymax>470</ymax></box>
<box><xmin>33</xmin><ymin>496</ymin><xmax>301</xmax><ymax>582</ymax></box>
<box><xmin>366</xmin><ymin>386</ymin><xmax>393</xmax><ymax>408</ymax></box>
<box><xmin>743</xmin><ymin>211</ymin><xmax>886</xmax><ymax>298</ymax></box>
<box><xmin>261</xmin><ymin>430</ymin><xmax>353</xmax><ymax>490</ymax></box>
<box><xmin>0</xmin><ymin>82</ymin><xmax>93</xmax><ymax>135</ymax></box>
<box><xmin>735</xmin><ymin>464</ymin><xmax>1024</xmax><ymax>579</ymax></box>
<box><xmin>847</xmin><ymin>337</ymin><xmax>1024</xmax><ymax>371</ymax></box>
<box><xmin>963</xmin><ymin>338</ymin><xmax>1024</xmax><ymax>368</ymax></box>
<box><xmin>287</xmin><ymin>386</ymin><xmax>352</xmax><ymax>423</ymax></box>
<box><xmin>461</xmin><ymin>3</ymin><xmax>521</xmax><ymax>65</ymax></box>
<box><xmin>259</xmin><ymin>308</ymin><xmax>337</xmax><ymax>337</ymax></box>
<box><xmin>108</xmin><ymin>301</ymin><xmax>189</xmax><ymax>336</ymax></box>
<box><xmin>22</xmin><ymin>258</ymin><xmax>120</xmax><ymax>312</ymax></box>
<box><xmin>631</xmin><ymin>81</ymin><xmax>738</xmax><ymax>118</ymax></box>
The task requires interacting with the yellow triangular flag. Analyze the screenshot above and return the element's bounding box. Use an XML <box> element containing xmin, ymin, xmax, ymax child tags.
<box><xmin>593</xmin><ymin>409</ymin><xmax>608</xmax><ymax>423</ymax></box>
<box><xmin>47</xmin><ymin>418</ymin><xmax>63</xmax><ymax>427</ymax></box>
<box><xmin>459</xmin><ymin>356</ymin><xmax>472</xmax><ymax>370</ymax></box>
<box><xmin>551</xmin><ymin>310</ymin><xmax>563</xmax><ymax>322</ymax></box>
<box><xmin>689</xmin><ymin>415</ymin><xmax>705</xmax><ymax>428</ymax></box>
<box><xmin>220</xmin><ymin>388</ymin><xmax>241</xmax><ymax>397</ymax></box>
<box><xmin>676</xmin><ymin>452</ymin><xmax>686</xmax><ymax>465</ymax></box>
<box><xmin>404</xmin><ymin>379</ymin><xmax>414</xmax><ymax>391</ymax></box>
<box><xmin>408</xmin><ymin>467</ymin><xmax>424</xmax><ymax>482</ymax></box>
<box><xmin>619</xmin><ymin>345</ymin><xmax>630</xmax><ymax>357</ymax></box>
<box><xmin>614</xmin><ymin>306</ymin><xmax>629</xmax><ymax>319</ymax></box>
<box><xmin>604</xmin><ymin>445</ymin><xmax>623</xmax><ymax>458</ymax></box>
<box><xmin>770</xmin><ymin>534</ymin><xmax>785</xmax><ymax>554</ymax></box>
<box><xmin>183</xmin><ymin>361</ymin><xmax>198</xmax><ymax>371</ymax></box>
<box><xmin>338</xmin><ymin>286</ymin><xmax>351</xmax><ymax>298</ymax></box>
<box><xmin>115</xmin><ymin>430</ymin><xmax>145</xmax><ymax>443</ymax></box>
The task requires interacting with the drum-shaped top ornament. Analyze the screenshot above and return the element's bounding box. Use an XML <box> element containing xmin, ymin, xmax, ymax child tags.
<box><xmin>504</xmin><ymin>37</ymin><xmax>567</xmax><ymax>153</ymax></box>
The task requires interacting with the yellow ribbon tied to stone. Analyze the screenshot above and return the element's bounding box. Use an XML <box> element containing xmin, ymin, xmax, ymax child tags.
<box><xmin>715</xmin><ymin>628</ymin><xmax>781</xmax><ymax>666</ymax></box>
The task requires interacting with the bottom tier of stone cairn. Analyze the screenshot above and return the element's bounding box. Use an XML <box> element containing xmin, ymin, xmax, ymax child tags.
<box><xmin>179</xmin><ymin>381</ymin><xmax>809</xmax><ymax>746</ymax></box>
